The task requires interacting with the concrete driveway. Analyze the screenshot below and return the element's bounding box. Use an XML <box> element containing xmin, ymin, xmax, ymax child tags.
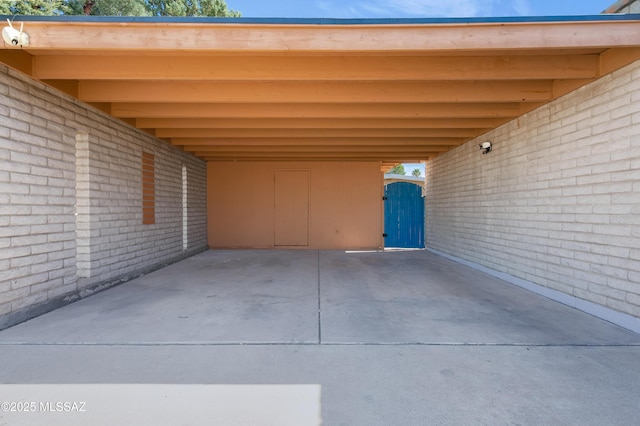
<box><xmin>1</xmin><ymin>250</ymin><xmax>639</xmax><ymax>425</ymax></box>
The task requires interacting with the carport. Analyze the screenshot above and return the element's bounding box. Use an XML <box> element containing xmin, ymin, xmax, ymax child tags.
<box><xmin>1</xmin><ymin>14</ymin><xmax>640</xmax><ymax>324</ymax></box>
<box><xmin>2</xmin><ymin>11</ymin><xmax>640</xmax><ymax>424</ymax></box>
<box><xmin>2</xmin><ymin>14</ymin><xmax>640</xmax><ymax>252</ymax></box>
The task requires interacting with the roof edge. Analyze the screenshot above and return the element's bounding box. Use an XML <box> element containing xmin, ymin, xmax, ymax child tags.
<box><xmin>2</xmin><ymin>14</ymin><xmax>640</xmax><ymax>25</ymax></box>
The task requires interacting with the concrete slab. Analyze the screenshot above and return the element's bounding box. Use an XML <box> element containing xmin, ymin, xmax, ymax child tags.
<box><xmin>1</xmin><ymin>345</ymin><xmax>639</xmax><ymax>425</ymax></box>
<box><xmin>0</xmin><ymin>250</ymin><xmax>320</xmax><ymax>344</ymax></box>
<box><xmin>2</xmin><ymin>250</ymin><xmax>638</xmax><ymax>346</ymax></box>
<box><xmin>319</xmin><ymin>250</ymin><xmax>640</xmax><ymax>344</ymax></box>
<box><xmin>1</xmin><ymin>250</ymin><xmax>639</xmax><ymax>425</ymax></box>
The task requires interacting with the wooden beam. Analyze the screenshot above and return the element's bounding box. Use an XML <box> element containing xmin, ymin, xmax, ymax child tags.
<box><xmin>599</xmin><ymin>47</ymin><xmax>640</xmax><ymax>76</ymax></box>
<box><xmin>175</xmin><ymin>138</ymin><xmax>464</xmax><ymax>151</ymax></box>
<box><xmin>0</xmin><ymin>50</ymin><xmax>32</xmax><ymax>75</ymax></box>
<box><xmin>115</xmin><ymin>102</ymin><xmax>532</xmax><ymax>119</ymax></box>
<box><xmin>204</xmin><ymin>156</ymin><xmax>432</xmax><ymax>162</ymax></box>
<box><xmin>87</xmin><ymin>102</ymin><xmax>112</xmax><ymax>114</ymax></box>
<box><xmin>173</xmin><ymin>138</ymin><xmax>466</xmax><ymax>147</ymax></box>
<box><xmin>138</xmin><ymin>117</ymin><xmax>509</xmax><ymax>129</ymax></box>
<box><xmin>184</xmin><ymin>145</ymin><xmax>451</xmax><ymax>156</ymax></box>
<box><xmin>196</xmin><ymin>151</ymin><xmax>439</xmax><ymax>159</ymax></box>
<box><xmin>18</xmin><ymin>20</ymin><xmax>640</xmax><ymax>52</ymax></box>
<box><xmin>78</xmin><ymin>80</ymin><xmax>553</xmax><ymax>103</ymax></box>
<box><xmin>42</xmin><ymin>79</ymin><xmax>78</xmax><ymax>97</ymax></box>
<box><xmin>158</xmin><ymin>128</ymin><xmax>483</xmax><ymax>139</ymax></box>
<box><xmin>140</xmin><ymin>118</ymin><xmax>507</xmax><ymax>130</ymax></box>
<box><xmin>552</xmin><ymin>78</ymin><xmax>596</xmax><ymax>98</ymax></box>
<box><xmin>32</xmin><ymin>54</ymin><xmax>598</xmax><ymax>81</ymax></box>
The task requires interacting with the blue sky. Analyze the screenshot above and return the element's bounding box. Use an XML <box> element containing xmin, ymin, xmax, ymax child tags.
<box><xmin>228</xmin><ymin>0</ymin><xmax>616</xmax><ymax>19</ymax></box>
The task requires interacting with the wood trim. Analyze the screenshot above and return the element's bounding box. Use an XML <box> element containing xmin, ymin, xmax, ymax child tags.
<box><xmin>142</xmin><ymin>152</ymin><xmax>155</xmax><ymax>225</ymax></box>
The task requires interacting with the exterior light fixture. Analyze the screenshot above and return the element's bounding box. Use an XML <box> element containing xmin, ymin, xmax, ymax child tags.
<box><xmin>2</xmin><ymin>20</ymin><xmax>29</xmax><ymax>47</ymax></box>
<box><xmin>480</xmin><ymin>141</ymin><xmax>492</xmax><ymax>154</ymax></box>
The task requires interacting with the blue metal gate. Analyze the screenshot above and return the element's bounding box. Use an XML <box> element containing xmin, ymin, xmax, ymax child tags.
<box><xmin>384</xmin><ymin>182</ymin><xmax>424</xmax><ymax>248</ymax></box>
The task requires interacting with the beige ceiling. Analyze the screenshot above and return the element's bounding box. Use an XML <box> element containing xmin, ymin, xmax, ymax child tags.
<box><xmin>1</xmin><ymin>17</ymin><xmax>640</xmax><ymax>168</ymax></box>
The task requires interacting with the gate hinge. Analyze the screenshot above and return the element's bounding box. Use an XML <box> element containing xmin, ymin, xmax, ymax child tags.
<box><xmin>382</xmin><ymin>196</ymin><xmax>388</xmax><ymax>201</ymax></box>
<box><xmin>383</xmin><ymin>233</ymin><xmax>388</xmax><ymax>238</ymax></box>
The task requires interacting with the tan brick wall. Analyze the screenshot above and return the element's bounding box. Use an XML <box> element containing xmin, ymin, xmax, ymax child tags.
<box><xmin>0</xmin><ymin>65</ymin><xmax>207</xmax><ymax>328</ymax></box>
<box><xmin>425</xmin><ymin>59</ymin><xmax>640</xmax><ymax>323</ymax></box>
<box><xmin>604</xmin><ymin>0</ymin><xmax>640</xmax><ymax>13</ymax></box>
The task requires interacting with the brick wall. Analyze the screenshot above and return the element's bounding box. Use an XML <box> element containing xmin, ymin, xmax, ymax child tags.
<box><xmin>0</xmin><ymin>65</ymin><xmax>207</xmax><ymax>329</ymax></box>
<box><xmin>604</xmin><ymin>0</ymin><xmax>640</xmax><ymax>13</ymax></box>
<box><xmin>425</xmin><ymin>59</ymin><xmax>640</xmax><ymax>328</ymax></box>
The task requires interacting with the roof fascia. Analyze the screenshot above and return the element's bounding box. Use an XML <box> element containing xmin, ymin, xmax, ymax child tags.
<box><xmin>3</xmin><ymin>15</ymin><xmax>639</xmax><ymax>53</ymax></box>
<box><xmin>3</xmin><ymin>14</ymin><xmax>640</xmax><ymax>25</ymax></box>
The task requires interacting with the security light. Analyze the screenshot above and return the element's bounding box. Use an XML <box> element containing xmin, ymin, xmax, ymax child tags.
<box><xmin>480</xmin><ymin>141</ymin><xmax>492</xmax><ymax>154</ymax></box>
<box><xmin>2</xmin><ymin>20</ymin><xmax>29</xmax><ymax>47</ymax></box>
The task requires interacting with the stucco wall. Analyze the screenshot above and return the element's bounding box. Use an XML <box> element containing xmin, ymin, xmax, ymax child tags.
<box><xmin>425</xmin><ymin>59</ymin><xmax>640</xmax><ymax>326</ymax></box>
<box><xmin>208</xmin><ymin>162</ymin><xmax>383</xmax><ymax>249</ymax></box>
<box><xmin>0</xmin><ymin>65</ymin><xmax>208</xmax><ymax>329</ymax></box>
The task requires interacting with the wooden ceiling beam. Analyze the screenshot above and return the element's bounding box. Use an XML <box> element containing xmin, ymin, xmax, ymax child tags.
<box><xmin>203</xmin><ymin>156</ymin><xmax>432</xmax><ymax>162</ymax></box>
<box><xmin>138</xmin><ymin>117</ymin><xmax>508</xmax><ymax>129</ymax></box>
<box><xmin>32</xmin><ymin>54</ymin><xmax>598</xmax><ymax>81</ymax></box>
<box><xmin>158</xmin><ymin>128</ymin><xmax>482</xmax><ymax>139</ymax></box>
<box><xmin>173</xmin><ymin>137</ymin><xmax>466</xmax><ymax>147</ymax></box>
<box><xmin>0</xmin><ymin>50</ymin><xmax>32</xmax><ymax>75</ymax></box>
<box><xmin>552</xmin><ymin>78</ymin><xmax>597</xmax><ymax>98</ymax></box>
<box><xmin>115</xmin><ymin>102</ymin><xmax>533</xmax><ymax>119</ymax></box>
<box><xmin>184</xmin><ymin>145</ymin><xmax>452</xmax><ymax>153</ymax></box>
<box><xmin>599</xmin><ymin>47</ymin><xmax>640</xmax><ymax>76</ymax></box>
<box><xmin>41</xmin><ymin>79</ymin><xmax>79</xmax><ymax>97</ymax></box>
<box><xmin>78</xmin><ymin>80</ymin><xmax>553</xmax><ymax>103</ymax></box>
<box><xmin>196</xmin><ymin>151</ymin><xmax>438</xmax><ymax>159</ymax></box>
